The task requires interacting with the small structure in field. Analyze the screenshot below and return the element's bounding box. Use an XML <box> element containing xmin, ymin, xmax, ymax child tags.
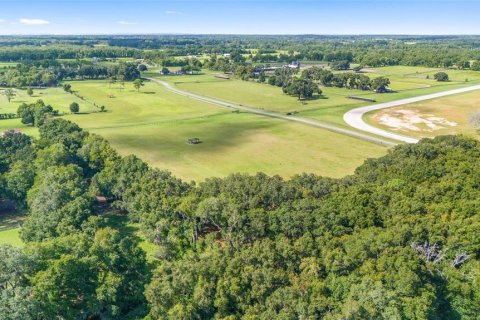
<box><xmin>187</xmin><ymin>137</ymin><xmax>201</xmax><ymax>145</ymax></box>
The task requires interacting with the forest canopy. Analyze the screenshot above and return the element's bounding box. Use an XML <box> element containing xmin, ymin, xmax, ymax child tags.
<box><xmin>0</xmin><ymin>118</ymin><xmax>478</xmax><ymax>319</ymax></box>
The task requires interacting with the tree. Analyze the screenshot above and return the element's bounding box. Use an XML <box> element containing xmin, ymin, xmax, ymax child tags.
<box><xmin>21</xmin><ymin>164</ymin><xmax>93</xmax><ymax>242</ymax></box>
<box><xmin>69</xmin><ymin>102</ymin><xmax>80</xmax><ymax>114</ymax></box>
<box><xmin>17</xmin><ymin>100</ymin><xmax>56</xmax><ymax>127</ymax></box>
<box><xmin>434</xmin><ymin>72</ymin><xmax>449</xmax><ymax>82</ymax></box>
<box><xmin>471</xmin><ymin>60</ymin><xmax>480</xmax><ymax>71</ymax></box>
<box><xmin>161</xmin><ymin>67</ymin><xmax>170</xmax><ymax>75</ymax></box>
<box><xmin>3</xmin><ymin>88</ymin><xmax>15</xmax><ymax>102</ymax></box>
<box><xmin>63</xmin><ymin>84</ymin><xmax>72</xmax><ymax>93</ymax></box>
<box><xmin>133</xmin><ymin>78</ymin><xmax>145</xmax><ymax>92</ymax></box>
<box><xmin>0</xmin><ymin>245</ymin><xmax>41</xmax><ymax>320</ymax></box>
<box><xmin>27</xmin><ymin>87</ymin><xmax>33</xmax><ymax>96</ymax></box>
<box><xmin>137</xmin><ymin>64</ymin><xmax>148</xmax><ymax>72</ymax></box>
<box><xmin>330</xmin><ymin>60</ymin><xmax>350</xmax><ymax>70</ymax></box>
<box><xmin>283</xmin><ymin>78</ymin><xmax>321</xmax><ymax>99</ymax></box>
<box><xmin>258</xmin><ymin>71</ymin><xmax>266</xmax><ymax>83</ymax></box>
<box><xmin>371</xmin><ymin>77</ymin><xmax>391</xmax><ymax>93</ymax></box>
<box><xmin>29</xmin><ymin>229</ymin><xmax>148</xmax><ymax>319</ymax></box>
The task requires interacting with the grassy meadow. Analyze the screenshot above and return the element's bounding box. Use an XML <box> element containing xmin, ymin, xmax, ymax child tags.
<box><xmin>156</xmin><ymin>66</ymin><xmax>480</xmax><ymax>127</ymax></box>
<box><xmin>1</xmin><ymin>80</ymin><xmax>388</xmax><ymax>181</ymax></box>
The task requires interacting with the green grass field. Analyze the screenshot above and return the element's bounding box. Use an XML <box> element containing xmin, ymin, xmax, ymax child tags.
<box><xmin>0</xmin><ymin>213</ymin><xmax>25</xmax><ymax>247</ymax></box>
<box><xmin>1</xmin><ymin>80</ymin><xmax>388</xmax><ymax>181</ymax></box>
<box><xmin>155</xmin><ymin>67</ymin><xmax>480</xmax><ymax>128</ymax></box>
<box><xmin>367</xmin><ymin>89</ymin><xmax>480</xmax><ymax>139</ymax></box>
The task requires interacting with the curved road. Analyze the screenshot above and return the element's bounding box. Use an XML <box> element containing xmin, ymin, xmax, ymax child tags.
<box><xmin>148</xmin><ymin>78</ymin><xmax>398</xmax><ymax>147</ymax></box>
<box><xmin>344</xmin><ymin>84</ymin><xmax>480</xmax><ymax>144</ymax></box>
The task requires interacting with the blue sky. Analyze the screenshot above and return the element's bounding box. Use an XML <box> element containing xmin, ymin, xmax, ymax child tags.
<box><xmin>0</xmin><ymin>0</ymin><xmax>478</xmax><ymax>35</ymax></box>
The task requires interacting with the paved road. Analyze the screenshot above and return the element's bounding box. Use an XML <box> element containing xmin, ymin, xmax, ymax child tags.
<box><xmin>343</xmin><ymin>84</ymin><xmax>480</xmax><ymax>143</ymax></box>
<box><xmin>148</xmin><ymin>78</ymin><xmax>398</xmax><ymax>147</ymax></box>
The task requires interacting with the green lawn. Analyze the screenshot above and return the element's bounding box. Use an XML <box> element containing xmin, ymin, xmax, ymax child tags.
<box><xmin>0</xmin><ymin>212</ymin><xmax>25</xmax><ymax>247</ymax></box>
<box><xmin>1</xmin><ymin>80</ymin><xmax>388</xmax><ymax>181</ymax></box>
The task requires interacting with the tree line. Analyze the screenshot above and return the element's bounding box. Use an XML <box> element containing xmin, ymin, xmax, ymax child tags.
<box><xmin>5</xmin><ymin>35</ymin><xmax>480</xmax><ymax>70</ymax></box>
<box><xmin>0</xmin><ymin>61</ymin><xmax>141</xmax><ymax>87</ymax></box>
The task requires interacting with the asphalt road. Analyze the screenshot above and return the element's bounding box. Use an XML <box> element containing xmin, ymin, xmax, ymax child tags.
<box><xmin>148</xmin><ymin>78</ymin><xmax>398</xmax><ymax>147</ymax></box>
<box><xmin>343</xmin><ymin>84</ymin><xmax>480</xmax><ymax>143</ymax></box>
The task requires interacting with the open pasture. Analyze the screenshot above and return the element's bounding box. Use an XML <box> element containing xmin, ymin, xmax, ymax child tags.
<box><xmin>156</xmin><ymin>67</ymin><xmax>480</xmax><ymax>127</ymax></box>
<box><xmin>361</xmin><ymin>66</ymin><xmax>480</xmax><ymax>91</ymax></box>
<box><xmin>64</xmin><ymin>80</ymin><xmax>387</xmax><ymax>180</ymax></box>
<box><xmin>1</xmin><ymin>79</ymin><xmax>388</xmax><ymax>181</ymax></box>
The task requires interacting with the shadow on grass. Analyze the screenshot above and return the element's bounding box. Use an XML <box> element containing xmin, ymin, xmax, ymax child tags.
<box><xmin>102</xmin><ymin>212</ymin><xmax>159</xmax><ymax>270</ymax></box>
<box><xmin>0</xmin><ymin>212</ymin><xmax>25</xmax><ymax>232</ymax></box>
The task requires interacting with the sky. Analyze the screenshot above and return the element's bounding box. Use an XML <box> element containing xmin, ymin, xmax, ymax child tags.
<box><xmin>0</xmin><ymin>0</ymin><xmax>478</xmax><ymax>35</ymax></box>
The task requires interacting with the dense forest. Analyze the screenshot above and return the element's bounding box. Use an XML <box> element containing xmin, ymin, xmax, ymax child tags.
<box><xmin>2</xmin><ymin>35</ymin><xmax>480</xmax><ymax>68</ymax></box>
<box><xmin>0</xmin><ymin>118</ymin><xmax>478</xmax><ymax>319</ymax></box>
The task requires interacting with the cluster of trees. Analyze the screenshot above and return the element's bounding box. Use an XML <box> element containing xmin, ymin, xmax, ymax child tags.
<box><xmin>16</xmin><ymin>99</ymin><xmax>59</xmax><ymax>127</ymax></box>
<box><xmin>180</xmin><ymin>58</ymin><xmax>202</xmax><ymax>74</ymax></box>
<box><xmin>0</xmin><ymin>61</ymin><xmax>140</xmax><ymax>87</ymax></box>
<box><xmin>301</xmin><ymin>67</ymin><xmax>391</xmax><ymax>92</ymax></box>
<box><xmin>0</xmin><ymin>45</ymin><xmax>139</xmax><ymax>61</ymax></box>
<box><xmin>0</xmin><ymin>120</ymin><xmax>154</xmax><ymax>319</ymax></box>
<box><xmin>264</xmin><ymin>68</ymin><xmax>321</xmax><ymax>99</ymax></box>
<box><xmin>0</xmin><ymin>113</ymin><xmax>17</xmax><ymax>119</ymax></box>
<box><xmin>204</xmin><ymin>54</ymin><xmax>247</xmax><ymax>73</ymax></box>
<box><xmin>0</xmin><ymin>116</ymin><xmax>478</xmax><ymax>318</ymax></box>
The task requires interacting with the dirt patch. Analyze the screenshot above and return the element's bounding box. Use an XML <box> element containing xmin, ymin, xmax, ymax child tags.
<box><xmin>373</xmin><ymin>109</ymin><xmax>457</xmax><ymax>132</ymax></box>
<box><xmin>360</xmin><ymin>68</ymin><xmax>376</xmax><ymax>73</ymax></box>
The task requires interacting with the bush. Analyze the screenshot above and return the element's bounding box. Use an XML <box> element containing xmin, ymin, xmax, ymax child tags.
<box><xmin>69</xmin><ymin>102</ymin><xmax>80</xmax><ymax>114</ymax></box>
<box><xmin>434</xmin><ymin>72</ymin><xmax>449</xmax><ymax>82</ymax></box>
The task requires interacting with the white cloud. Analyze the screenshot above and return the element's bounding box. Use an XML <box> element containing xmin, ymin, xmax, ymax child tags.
<box><xmin>165</xmin><ymin>10</ymin><xmax>182</xmax><ymax>15</ymax></box>
<box><xmin>117</xmin><ymin>20</ymin><xmax>137</xmax><ymax>25</ymax></box>
<box><xmin>19</xmin><ymin>18</ymin><xmax>50</xmax><ymax>25</ymax></box>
